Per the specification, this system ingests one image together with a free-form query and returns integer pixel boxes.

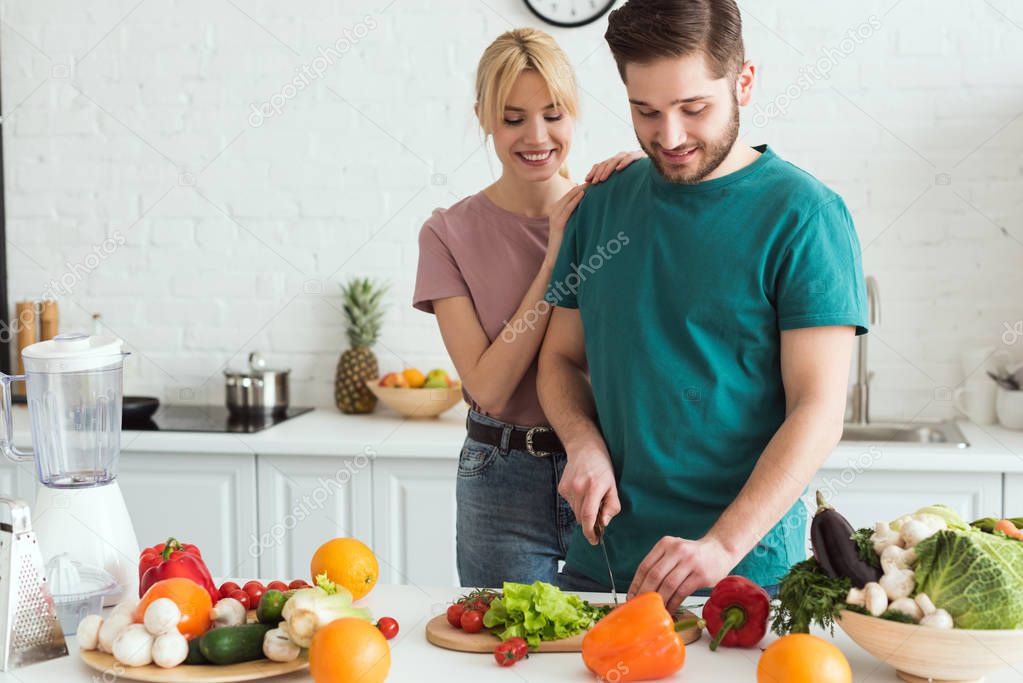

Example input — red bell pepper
[138,538,219,604]
[702,575,770,651]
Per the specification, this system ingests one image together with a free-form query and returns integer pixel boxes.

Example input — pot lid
[224,351,290,377]
[22,333,126,373]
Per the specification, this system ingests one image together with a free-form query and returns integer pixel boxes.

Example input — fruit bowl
[366,380,463,418]
[837,609,1023,682]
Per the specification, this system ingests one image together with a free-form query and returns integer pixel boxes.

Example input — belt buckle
[525,426,553,457]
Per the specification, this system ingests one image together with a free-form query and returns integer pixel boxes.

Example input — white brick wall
[3,0,1023,419]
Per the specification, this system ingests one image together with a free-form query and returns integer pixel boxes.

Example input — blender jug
[0,333,140,604]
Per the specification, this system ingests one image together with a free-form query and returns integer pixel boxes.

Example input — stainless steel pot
[225,351,289,415]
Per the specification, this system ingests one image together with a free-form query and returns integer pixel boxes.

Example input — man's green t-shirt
[548,145,868,589]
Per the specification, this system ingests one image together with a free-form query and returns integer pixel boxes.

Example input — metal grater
[0,497,67,670]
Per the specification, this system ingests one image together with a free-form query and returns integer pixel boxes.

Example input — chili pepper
[581,592,691,682]
[701,575,770,651]
[139,538,219,605]
[138,539,203,581]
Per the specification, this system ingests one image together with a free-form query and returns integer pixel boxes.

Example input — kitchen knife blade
[594,507,618,605]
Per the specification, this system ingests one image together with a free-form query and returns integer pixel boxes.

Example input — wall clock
[523,0,617,28]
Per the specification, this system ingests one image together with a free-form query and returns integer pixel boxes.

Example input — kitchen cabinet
[1005,474,1023,514]
[372,458,459,587]
[256,455,373,580]
[0,460,39,504]
[118,452,258,579]
[810,469,1003,531]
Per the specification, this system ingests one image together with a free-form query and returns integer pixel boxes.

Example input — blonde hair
[475,28,579,179]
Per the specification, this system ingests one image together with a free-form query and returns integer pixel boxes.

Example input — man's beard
[640,95,741,185]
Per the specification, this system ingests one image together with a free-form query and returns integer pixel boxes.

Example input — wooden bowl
[837,609,1023,682]
[366,380,464,418]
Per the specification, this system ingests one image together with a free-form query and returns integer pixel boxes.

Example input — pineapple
[335,277,388,414]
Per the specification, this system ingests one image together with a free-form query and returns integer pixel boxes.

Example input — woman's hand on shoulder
[545,183,587,263]
[585,150,646,185]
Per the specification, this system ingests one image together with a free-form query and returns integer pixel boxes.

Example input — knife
[594,502,618,605]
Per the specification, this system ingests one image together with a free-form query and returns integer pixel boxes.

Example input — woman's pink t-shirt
[413,191,550,427]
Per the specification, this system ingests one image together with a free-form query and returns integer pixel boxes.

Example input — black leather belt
[466,418,564,457]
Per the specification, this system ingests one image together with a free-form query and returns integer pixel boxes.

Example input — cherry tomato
[507,637,528,660]
[218,581,240,600]
[229,589,251,610]
[446,603,465,628]
[460,610,483,634]
[376,617,399,640]
[494,641,519,667]
[266,580,288,592]
[289,579,310,590]
[244,582,265,606]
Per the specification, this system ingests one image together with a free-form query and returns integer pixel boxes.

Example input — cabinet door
[809,470,1003,532]
[373,458,458,587]
[256,456,373,580]
[118,452,258,579]
[1006,474,1023,517]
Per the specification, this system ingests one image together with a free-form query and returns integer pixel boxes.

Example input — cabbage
[914,529,1023,629]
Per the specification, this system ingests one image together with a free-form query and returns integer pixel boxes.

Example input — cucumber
[198,623,273,665]
[257,589,288,624]
[184,636,208,665]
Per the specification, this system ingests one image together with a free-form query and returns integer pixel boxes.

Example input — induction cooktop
[123,405,313,433]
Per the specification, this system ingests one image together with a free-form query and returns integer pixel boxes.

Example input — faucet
[849,276,880,424]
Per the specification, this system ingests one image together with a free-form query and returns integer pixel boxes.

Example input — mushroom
[887,597,923,622]
[263,627,301,662]
[900,519,939,547]
[98,612,134,654]
[880,545,917,573]
[151,630,189,668]
[77,614,103,651]
[871,521,903,555]
[210,597,246,628]
[847,582,888,617]
[915,593,954,629]
[879,567,915,601]
[143,598,181,636]
[111,598,140,617]
[112,624,154,667]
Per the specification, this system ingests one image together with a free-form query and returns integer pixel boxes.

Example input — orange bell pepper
[581,592,690,682]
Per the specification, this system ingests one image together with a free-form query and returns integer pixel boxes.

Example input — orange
[309,618,390,683]
[402,367,426,388]
[310,537,379,601]
[757,634,851,683]
[135,577,212,641]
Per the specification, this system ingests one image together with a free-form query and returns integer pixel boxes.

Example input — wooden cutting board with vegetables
[79,650,309,683]
[425,585,703,654]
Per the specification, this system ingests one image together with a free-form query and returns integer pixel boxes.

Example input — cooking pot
[224,351,290,415]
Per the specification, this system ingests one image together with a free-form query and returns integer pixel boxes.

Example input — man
[538,0,868,614]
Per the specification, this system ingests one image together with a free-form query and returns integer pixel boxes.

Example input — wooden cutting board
[80,650,308,683]
[425,607,702,653]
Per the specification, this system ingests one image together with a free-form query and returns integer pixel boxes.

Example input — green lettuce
[914,528,1023,629]
[481,581,606,648]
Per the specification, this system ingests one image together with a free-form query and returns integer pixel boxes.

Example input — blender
[0,333,140,605]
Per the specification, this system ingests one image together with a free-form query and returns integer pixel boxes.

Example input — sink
[840,421,969,448]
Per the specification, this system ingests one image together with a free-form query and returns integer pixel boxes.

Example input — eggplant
[810,490,882,588]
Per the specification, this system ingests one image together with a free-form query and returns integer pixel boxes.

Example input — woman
[412,27,641,588]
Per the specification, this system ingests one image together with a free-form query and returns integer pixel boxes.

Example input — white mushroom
[112,624,154,667]
[900,519,939,547]
[880,545,917,573]
[880,567,915,601]
[151,630,189,668]
[871,521,903,555]
[847,582,889,617]
[263,628,301,662]
[77,614,103,651]
[210,597,246,628]
[98,612,134,654]
[887,597,923,622]
[143,598,181,636]
[915,593,937,614]
[111,598,140,618]
[921,609,954,629]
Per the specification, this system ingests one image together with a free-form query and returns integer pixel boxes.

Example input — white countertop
[10,404,1023,470]
[4,584,1020,683]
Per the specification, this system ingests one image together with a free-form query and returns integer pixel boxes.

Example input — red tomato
[507,637,528,660]
[229,589,251,610]
[446,603,465,628]
[288,579,310,590]
[267,581,288,592]
[244,583,265,606]
[376,617,399,640]
[494,641,519,667]
[218,581,240,600]
[460,610,483,634]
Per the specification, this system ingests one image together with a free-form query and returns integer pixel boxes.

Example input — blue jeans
[456,410,576,588]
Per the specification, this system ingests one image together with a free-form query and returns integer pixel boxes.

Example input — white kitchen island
[5,405,1023,590]
[2,584,1021,683]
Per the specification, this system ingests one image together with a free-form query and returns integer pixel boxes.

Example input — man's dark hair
[605,0,745,81]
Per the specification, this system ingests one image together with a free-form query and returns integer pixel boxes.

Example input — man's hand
[627,535,740,614]
[558,440,620,545]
